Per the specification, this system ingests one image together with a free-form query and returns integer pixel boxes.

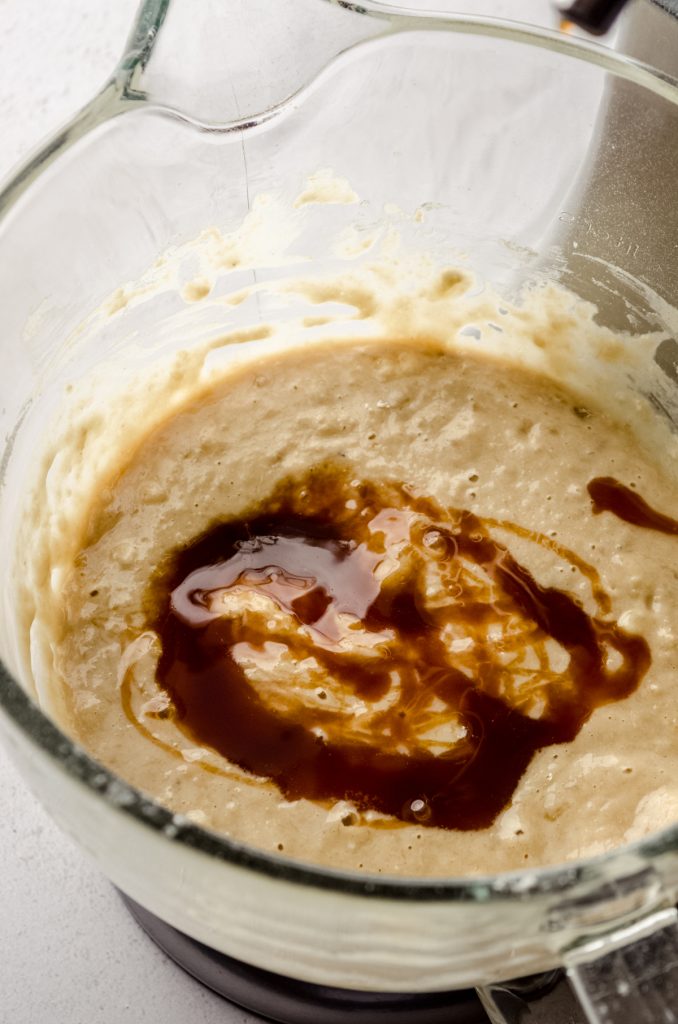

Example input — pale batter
[38,332,678,877]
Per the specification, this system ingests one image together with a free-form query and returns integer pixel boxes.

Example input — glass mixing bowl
[2,2,678,1021]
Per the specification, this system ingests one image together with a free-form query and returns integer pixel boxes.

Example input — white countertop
[0,2,617,1022]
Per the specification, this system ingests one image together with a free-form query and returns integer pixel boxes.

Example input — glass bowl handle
[478,907,678,1023]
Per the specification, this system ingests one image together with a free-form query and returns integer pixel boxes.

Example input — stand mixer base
[119,891,487,1023]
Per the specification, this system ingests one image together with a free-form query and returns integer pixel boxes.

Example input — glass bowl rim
[1,5,678,904]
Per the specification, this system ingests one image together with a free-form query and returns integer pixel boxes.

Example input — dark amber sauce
[588,476,678,535]
[146,467,650,831]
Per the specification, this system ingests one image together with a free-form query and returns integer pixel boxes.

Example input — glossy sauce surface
[146,467,650,831]
[588,476,678,535]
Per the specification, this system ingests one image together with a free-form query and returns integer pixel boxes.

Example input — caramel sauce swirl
[141,468,650,831]
[588,476,678,535]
